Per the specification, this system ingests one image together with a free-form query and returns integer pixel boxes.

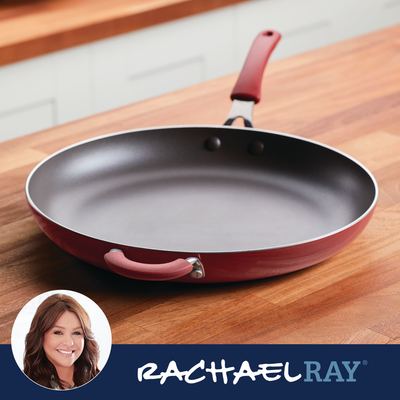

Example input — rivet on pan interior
[205,136,221,151]
[249,140,264,155]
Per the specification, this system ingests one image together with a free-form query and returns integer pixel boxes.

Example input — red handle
[231,30,281,104]
[104,249,204,281]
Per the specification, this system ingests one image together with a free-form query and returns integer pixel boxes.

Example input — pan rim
[25,124,379,254]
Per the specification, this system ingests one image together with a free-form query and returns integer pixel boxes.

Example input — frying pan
[25,30,378,283]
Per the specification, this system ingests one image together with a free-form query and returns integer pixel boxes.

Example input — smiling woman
[22,293,101,390]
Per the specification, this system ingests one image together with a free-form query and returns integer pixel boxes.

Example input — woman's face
[43,311,84,370]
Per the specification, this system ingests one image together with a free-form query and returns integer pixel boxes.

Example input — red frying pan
[25,30,378,283]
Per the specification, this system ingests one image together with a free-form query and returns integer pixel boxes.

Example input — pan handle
[230,30,281,104]
[224,30,280,127]
[104,249,205,281]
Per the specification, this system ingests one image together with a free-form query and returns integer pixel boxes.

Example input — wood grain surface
[1,24,400,345]
[0,0,250,66]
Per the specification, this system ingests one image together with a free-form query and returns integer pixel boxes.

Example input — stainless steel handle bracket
[223,99,254,128]
[187,257,205,279]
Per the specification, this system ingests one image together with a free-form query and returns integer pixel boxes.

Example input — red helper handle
[104,249,205,281]
[231,30,281,104]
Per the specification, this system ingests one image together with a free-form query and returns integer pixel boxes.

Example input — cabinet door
[91,8,234,113]
[0,56,55,141]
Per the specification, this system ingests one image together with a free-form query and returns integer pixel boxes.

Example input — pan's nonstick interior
[27,127,377,253]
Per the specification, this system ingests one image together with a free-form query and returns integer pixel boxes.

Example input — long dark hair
[23,293,100,389]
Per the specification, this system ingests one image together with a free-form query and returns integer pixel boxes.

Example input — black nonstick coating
[27,126,377,253]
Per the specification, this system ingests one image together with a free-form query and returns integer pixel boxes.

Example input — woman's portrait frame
[11,289,112,390]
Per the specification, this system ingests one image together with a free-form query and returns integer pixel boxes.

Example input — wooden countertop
[1,24,400,345]
[0,0,250,67]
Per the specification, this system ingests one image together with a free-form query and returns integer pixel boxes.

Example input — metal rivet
[190,268,204,279]
[205,136,221,151]
[249,140,264,155]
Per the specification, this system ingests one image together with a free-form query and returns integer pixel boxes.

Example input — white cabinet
[1,0,400,142]
[0,46,93,141]
[91,8,234,112]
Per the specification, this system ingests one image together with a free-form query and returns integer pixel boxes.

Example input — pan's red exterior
[27,202,376,283]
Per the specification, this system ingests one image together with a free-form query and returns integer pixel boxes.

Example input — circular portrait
[11,290,112,390]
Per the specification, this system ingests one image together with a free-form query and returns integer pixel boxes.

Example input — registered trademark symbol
[362,360,368,365]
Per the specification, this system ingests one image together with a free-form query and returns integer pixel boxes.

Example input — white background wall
[1,0,400,142]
